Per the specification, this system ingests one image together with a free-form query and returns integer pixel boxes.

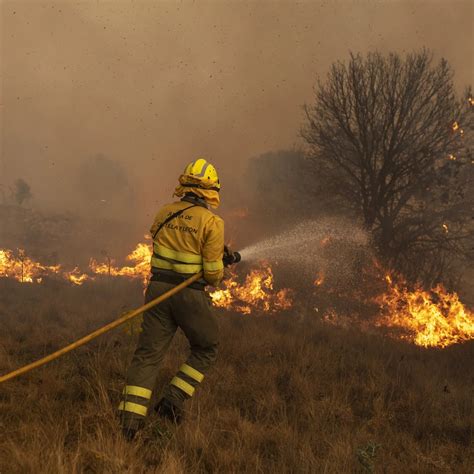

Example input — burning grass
[376,276,474,348]
[0,242,151,286]
[0,280,472,472]
[1,242,474,350]
[209,264,293,314]
[0,249,61,284]
[89,242,152,286]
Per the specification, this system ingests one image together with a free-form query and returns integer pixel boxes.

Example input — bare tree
[302,50,473,284]
[13,178,33,206]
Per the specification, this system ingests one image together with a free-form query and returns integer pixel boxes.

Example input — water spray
[234,218,372,293]
[239,218,369,263]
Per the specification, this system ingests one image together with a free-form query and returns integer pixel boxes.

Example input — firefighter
[119,158,228,440]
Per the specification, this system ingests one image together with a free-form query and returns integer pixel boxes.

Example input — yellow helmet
[182,158,220,191]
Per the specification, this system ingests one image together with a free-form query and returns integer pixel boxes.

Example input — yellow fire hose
[0,272,203,384]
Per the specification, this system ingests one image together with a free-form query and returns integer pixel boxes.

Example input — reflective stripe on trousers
[118,385,152,418]
[169,363,206,397]
[121,280,218,429]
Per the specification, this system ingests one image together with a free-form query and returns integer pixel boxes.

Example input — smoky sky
[1,0,472,224]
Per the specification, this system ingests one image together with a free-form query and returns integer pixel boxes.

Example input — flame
[64,267,90,286]
[468,97,474,106]
[0,249,60,283]
[375,276,474,348]
[314,272,325,287]
[442,223,449,233]
[448,154,457,161]
[320,236,331,247]
[2,243,472,350]
[209,264,293,314]
[452,121,464,136]
[0,241,152,286]
[89,242,152,285]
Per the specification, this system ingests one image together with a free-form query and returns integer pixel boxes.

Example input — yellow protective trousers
[119,280,218,430]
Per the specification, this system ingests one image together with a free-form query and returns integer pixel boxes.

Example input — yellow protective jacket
[150,199,224,286]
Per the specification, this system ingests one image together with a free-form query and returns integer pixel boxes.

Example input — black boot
[120,417,144,442]
[155,398,183,424]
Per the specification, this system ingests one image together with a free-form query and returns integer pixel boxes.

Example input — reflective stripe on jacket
[150,200,224,285]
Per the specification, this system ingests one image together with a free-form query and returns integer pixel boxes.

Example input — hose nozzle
[231,251,241,264]
[223,246,242,267]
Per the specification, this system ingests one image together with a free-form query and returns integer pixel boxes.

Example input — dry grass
[0,279,473,473]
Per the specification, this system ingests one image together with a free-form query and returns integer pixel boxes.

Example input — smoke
[75,154,136,220]
[1,0,472,229]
